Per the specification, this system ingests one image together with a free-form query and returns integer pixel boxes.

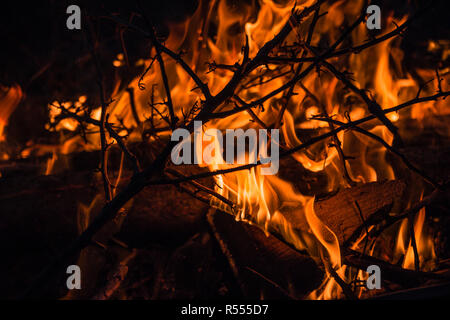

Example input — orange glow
[0,84,22,142]
[24,0,447,299]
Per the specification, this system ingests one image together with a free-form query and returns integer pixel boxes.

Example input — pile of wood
[2,148,449,300]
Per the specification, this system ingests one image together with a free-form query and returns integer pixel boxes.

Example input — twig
[126,87,141,127]
[368,187,446,240]
[209,9,388,121]
[148,29,177,130]
[312,117,440,189]
[150,91,450,186]
[106,14,212,100]
[55,109,140,174]
[343,248,447,287]
[299,82,356,186]
[319,59,401,144]
[86,16,112,202]
[327,264,357,300]
[274,4,324,129]
[165,168,236,211]
[408,213,421,272]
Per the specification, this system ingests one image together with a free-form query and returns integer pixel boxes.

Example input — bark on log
[0,166,407,299]
[207,209,324,299]
[279,180,406,245]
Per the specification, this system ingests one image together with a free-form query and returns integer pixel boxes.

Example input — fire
[0,84,22,143]
[2,0,446,299]
[395,197,436,272]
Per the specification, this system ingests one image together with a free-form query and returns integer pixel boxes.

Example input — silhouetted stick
[86,16,112,202]
[54,108,140,174]
[327,264,357,300]
[211,9,367,120]
[126,87,141,127]
[274,4,324,129]
[299,82,356,186]
[312,117,440,189]
[343,249,447,287]
[319,59,401,144]
[408,213,421,272]
[165,168,236,210]
[148,29,177,129]
[150,91,449,185]
[368,187,446,240]
[267,4,432,65]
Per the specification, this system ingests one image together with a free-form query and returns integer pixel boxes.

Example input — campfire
[1,0,449,300]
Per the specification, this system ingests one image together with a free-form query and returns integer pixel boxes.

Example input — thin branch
[319,59,401,143]
[86,16,112,202]
[105,15,212,100]
[55,109,140,174]
[165,168,236,211]
[327,264,357,300]
[299,82,356,186]
[274,4,324,129]
[210,9,387,121]
[367,188,444,240]
[149,32,178,130]
[126,87,141,127]
[312,117,440,189]
[150,91,450,185]
[408,213,421,272]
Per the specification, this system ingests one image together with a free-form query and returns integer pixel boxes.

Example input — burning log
[0,163,418,299]
[206,180,414,298]
[343,249,448,288]
[207,209,323,299]
[279,180,406,246]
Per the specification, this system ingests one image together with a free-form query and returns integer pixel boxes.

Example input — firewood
[0,162,415,300]
[343,248,448,288]
[279,180,406,245]
[207,208,324,299]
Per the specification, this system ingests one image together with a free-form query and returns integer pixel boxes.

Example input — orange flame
[35,0,447,299]
[0,84,22,143]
